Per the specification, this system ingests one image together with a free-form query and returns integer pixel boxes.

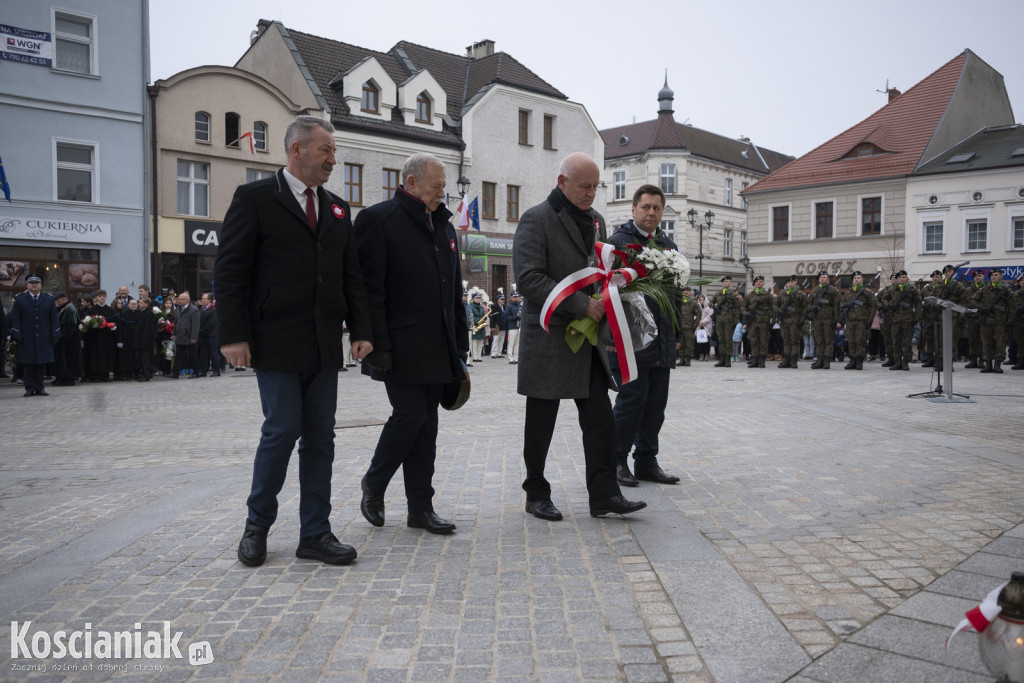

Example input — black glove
[365,350,393,372]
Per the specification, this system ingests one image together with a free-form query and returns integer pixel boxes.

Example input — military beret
[852,270,862,276]
[26,273,42,283]
[818,270,828,276]
[897,270,907,277]
[990,268,1004,276]
[787,274,798,281]
[681,285,692,291]
[930,270,941,277]
[973,269,985,277]
[889,273,898,280]
[753,275,764,282]
[942,264,955,272]
[721,275,732,282]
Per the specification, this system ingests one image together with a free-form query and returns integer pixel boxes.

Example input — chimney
[466,39,495,59]
[888,87,902,103]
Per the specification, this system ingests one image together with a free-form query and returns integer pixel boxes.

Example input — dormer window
[843,142,885,159]
[361,81,379,114]
[416,92,432,123]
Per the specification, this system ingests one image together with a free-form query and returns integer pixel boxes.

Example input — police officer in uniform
[8,274,60,396]
[807,270,840,369]
[975,267,1011,373]
[839,271,876,370]
[775,275,806,368]
[886,270,922,371]
[677,285,701,366]
[742,275,775,368]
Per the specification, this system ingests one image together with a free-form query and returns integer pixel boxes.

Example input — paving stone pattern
[1,358,1022,681]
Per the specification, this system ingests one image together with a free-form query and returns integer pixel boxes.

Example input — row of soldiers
[680,265,1022,372]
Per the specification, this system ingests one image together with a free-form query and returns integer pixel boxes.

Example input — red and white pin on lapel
[450,239,456,252]
[332,204,345,219]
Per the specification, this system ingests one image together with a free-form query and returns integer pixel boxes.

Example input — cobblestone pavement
[1,356,1022,682]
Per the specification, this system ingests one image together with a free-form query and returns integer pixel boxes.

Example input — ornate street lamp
[457,175,471,198]
[739,254,752,293]
[686,208,714,285]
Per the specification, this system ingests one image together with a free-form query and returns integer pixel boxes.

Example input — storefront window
[0,246,100,308]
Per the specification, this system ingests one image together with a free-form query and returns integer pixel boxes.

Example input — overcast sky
[150,0,1022,159]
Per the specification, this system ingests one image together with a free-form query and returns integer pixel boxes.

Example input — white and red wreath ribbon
[945,581,1007,650]
[540,241,642,384]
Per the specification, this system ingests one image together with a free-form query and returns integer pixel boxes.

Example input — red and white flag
[237,132,256,156]
[456,197,470,230]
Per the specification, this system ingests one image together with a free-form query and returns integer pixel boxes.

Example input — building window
[53,11,94,75]
[245,168,274,184]
[176,160,209,216]
[923,222,944,253]
[56,142,95,203]
[344,163,363,206]
[225,112,240,147]
[861,196,882,235]
[1014,217,1024,250]
[195,112,210,143]
[416,92,431,123]
[613,171,626,201]
[507,185,520,221]
[253,121,268,151]
[361,82,379,114]
[966,220,988,251]
[740,230,748,258]
[815,201,834,238]
[518,110,530,145]
[482,182,496,219]
[725,178,733,207]
[741,181,749,210]
[543,115,554,150]
[723,229,733,258]
[659,163,676,194]
[772,205,789,241]
[382,168,399,201]
[660,220,676,242]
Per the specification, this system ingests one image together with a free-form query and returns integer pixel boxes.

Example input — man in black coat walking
[356,152,469,535]
[216,115,373,567]
[8,274,60,396]
[607,185,683,487]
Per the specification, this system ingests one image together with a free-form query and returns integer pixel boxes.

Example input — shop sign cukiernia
[0,216,112,245]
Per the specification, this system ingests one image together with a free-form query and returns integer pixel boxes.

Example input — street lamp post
[457,175,471,198]
[739,254,752,293]
[686,208,715,287]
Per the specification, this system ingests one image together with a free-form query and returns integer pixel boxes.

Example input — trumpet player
[470,290,488,362]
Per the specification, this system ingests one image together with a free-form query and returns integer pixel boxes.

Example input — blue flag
[468,197,480,231]
[0,154,10,203]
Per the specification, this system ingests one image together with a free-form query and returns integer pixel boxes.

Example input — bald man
[513,152,646,522]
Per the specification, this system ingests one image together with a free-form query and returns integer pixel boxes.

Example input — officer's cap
[26,273,42,283]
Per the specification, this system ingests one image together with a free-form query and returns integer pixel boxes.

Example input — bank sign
[0,216,112,245]
[0,24,53,67]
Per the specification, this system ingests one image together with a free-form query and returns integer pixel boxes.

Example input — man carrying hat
[8,274,60,396]
[775,275,806,368]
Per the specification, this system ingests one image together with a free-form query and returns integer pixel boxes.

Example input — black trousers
[522,349,620,504]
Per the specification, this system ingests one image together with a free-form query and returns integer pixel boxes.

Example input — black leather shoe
[237,519,269,567]
[23,390,34,397]
[590,495,647,517]
[36,390,50,396]
[296,531,357,565]
[360,475,385,527]
[635,465,680,484]
[525,499,563,521]
[616,464,638,487]
[407,511,456,535]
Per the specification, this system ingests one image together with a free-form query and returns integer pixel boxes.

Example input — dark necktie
[304,188,317,232]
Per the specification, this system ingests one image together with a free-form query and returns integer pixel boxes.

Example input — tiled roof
[913,124,1024,175]
[744,51,970,195]
[265,22,567,148]
[600,113,794,175]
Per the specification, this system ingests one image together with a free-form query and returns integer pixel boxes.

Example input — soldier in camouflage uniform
[884,270,921,371]
[742,275,776,368]
[931,264,964,371]
[919,270,942,367]
[677,285,702,366]
[1012,275,1024,370]
[775,275,806,368]
[878,273,898,366]
[711,275,741,368]
[807,270,840,369]
[839,270,877,370]
[964,269,987,368]
[975,267,1011,373]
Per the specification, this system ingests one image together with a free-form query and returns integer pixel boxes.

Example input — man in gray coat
[513,152,646,521]
[172,291,201,377]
